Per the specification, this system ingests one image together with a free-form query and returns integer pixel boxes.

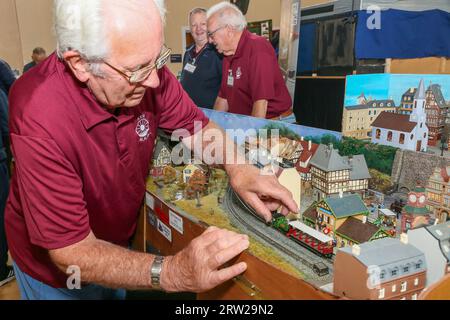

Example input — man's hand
[160,227,249,293]
[227,164,299,223]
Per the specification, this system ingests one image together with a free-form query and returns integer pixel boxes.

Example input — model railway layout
[224,187,334,277]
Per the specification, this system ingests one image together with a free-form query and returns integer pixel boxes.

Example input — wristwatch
[150,255,165,290]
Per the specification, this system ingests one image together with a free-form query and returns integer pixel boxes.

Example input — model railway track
[225,187,334,272]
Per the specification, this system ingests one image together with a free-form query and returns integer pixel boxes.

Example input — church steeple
[410,79,426,123]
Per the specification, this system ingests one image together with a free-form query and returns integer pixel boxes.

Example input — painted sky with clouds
[345,74,450,108]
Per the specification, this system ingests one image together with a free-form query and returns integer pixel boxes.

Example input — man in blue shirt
[0,59,16,97]
[181,8,222,109]
[0,89,14,287]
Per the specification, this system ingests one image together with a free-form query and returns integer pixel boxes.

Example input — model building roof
[414,79,426,100]
[339,238,426,282]
[336,217,383,243]
[428,84,448,109]
[402,87,417,99]
[153,140,171,159]
[278,138,303,159]
[303,205,318,221]
[324,194,369,218]
[379,208,397,217]
[403,205,430,216]
[345,100,396,111]
[371,111,417,133]
[295,141,319,173]
[346,155,371,180]
[298,140,319,162]
[425,222,450,262]
[310,144,351,172]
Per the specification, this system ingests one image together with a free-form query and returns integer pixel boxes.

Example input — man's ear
[63,51,91,83]
[226,25,233,38]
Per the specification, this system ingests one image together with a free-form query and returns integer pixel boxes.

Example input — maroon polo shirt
[5,53,209,288]
[218,30,292,119]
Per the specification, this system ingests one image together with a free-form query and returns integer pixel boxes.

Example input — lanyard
[190,45,208,66]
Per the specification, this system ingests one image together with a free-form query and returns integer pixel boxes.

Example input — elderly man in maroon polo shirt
[4,0,297,300]
[208,2,293,120]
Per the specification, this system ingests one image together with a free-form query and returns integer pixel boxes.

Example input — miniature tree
[186,170,208,205]
[163,166,177,185]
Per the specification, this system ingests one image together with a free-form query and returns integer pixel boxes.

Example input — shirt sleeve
[157,67,209,135]
[0,60,16,97]
[10,133,91,250]
[0,90,8,138]
[249,52,276,103]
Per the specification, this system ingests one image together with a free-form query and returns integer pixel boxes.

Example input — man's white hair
[54,0,166,70]
[206,1,247,31]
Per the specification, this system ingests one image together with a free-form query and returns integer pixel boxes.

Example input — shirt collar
[55,55,115,131]
[232,29,250,59]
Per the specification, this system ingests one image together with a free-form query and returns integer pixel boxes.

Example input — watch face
[419,195,426,204]
[409,194,417,203]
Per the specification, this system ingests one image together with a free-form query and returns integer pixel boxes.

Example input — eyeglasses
[207,25,227,39]
[103,45,172,84]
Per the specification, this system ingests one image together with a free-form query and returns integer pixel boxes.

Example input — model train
[233,190,334,259]
[271,214,334,259]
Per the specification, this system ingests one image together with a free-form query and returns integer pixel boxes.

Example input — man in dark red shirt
[207,2,293,120]
[5,0,297,299]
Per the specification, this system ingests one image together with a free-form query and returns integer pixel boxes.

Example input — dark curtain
[293,78,346,132]
[316,18,356,75]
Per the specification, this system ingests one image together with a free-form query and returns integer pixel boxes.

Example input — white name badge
[227,75,234,87]
[184,63,197,73]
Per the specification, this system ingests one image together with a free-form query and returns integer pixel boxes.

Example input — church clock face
[409,194,417,204]
[419,195,426,204]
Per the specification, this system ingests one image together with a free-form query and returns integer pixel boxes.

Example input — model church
[371,79,429,152]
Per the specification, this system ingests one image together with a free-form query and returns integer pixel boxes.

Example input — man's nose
[140,70,160,89]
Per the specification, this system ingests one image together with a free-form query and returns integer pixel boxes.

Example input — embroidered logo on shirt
[236,67,242,80]
[136,114,150,142]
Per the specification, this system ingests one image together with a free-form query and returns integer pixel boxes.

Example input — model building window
[392,284,397,292]
[380,270,386,280]
[376,129,381,139]
[401,281,407,292]
[411,134,414,140]
[403,264,410,273]
[412,294,418,300]
[415,260,423,269]
[414,278,419,286]
[399,134,405,145]
[378,288,385,299]
[391,267,398,277]
[387,131,393,142]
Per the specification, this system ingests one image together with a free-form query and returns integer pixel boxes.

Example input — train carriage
[287,221,334,258]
